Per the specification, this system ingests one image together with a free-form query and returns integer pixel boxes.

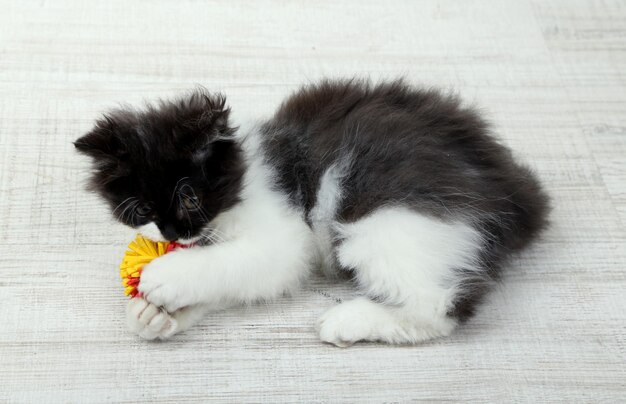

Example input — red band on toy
[166,241,195,253]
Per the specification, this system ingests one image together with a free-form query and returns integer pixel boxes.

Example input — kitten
[75,79,549,346]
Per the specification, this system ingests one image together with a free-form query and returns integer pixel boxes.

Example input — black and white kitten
[75,79,549,346]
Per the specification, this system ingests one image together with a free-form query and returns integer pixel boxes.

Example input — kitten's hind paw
[126,297,178,340]
[316,298,380,347]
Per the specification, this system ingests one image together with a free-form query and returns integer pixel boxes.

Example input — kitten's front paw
[126,298,178,340]
[137,253,193,312]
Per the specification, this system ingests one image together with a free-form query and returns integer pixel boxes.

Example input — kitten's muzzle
[158,223,179,242]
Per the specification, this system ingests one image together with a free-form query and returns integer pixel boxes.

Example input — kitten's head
[75,89,245,243]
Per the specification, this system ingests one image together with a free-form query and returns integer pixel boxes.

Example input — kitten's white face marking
[137,222,206,244]
[177,233,203,245]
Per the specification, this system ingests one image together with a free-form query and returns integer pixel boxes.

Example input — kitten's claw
[126,297,178,340]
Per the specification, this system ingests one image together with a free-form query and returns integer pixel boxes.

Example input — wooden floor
[1,0,625,402]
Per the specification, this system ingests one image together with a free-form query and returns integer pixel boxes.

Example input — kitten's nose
[158,223,178,241]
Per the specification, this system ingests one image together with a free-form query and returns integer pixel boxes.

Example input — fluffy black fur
[76,79,549,322]
[260,79,550,319]
[75,91,245,241]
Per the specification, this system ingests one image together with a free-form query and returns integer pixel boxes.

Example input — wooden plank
[1,0,625,402]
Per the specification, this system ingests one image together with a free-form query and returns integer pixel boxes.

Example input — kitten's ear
[74,113,133,160]
[176,90,235,148]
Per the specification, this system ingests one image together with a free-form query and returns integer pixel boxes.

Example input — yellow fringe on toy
[119,235,171,298]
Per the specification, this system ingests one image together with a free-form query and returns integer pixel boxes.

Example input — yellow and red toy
[119,235,189,298]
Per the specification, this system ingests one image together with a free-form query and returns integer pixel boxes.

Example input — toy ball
[119,235,189,298]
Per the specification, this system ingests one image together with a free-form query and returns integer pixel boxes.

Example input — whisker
[180,203,193,226]
[116,198,139,222]
[120,200,140,223]
[112,197,137,216]
[205,228,226,244]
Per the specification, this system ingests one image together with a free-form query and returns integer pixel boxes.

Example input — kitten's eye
[182,195,199,210]
[135,203,152,217]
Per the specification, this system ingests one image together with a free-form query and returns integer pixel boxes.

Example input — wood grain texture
[1,0,625,402]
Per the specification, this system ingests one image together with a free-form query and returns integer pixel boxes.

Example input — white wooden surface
[1,0,625,402]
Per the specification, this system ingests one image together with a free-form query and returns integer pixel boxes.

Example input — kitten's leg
[126,298,209,340]
[138,212,315,313]
[316,206,484,347]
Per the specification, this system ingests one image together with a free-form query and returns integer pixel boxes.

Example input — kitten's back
[261,78,549,255]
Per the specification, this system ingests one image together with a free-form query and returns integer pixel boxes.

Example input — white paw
[137,253,193,312]
[126,297,178,340]
[316,298,383,348]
